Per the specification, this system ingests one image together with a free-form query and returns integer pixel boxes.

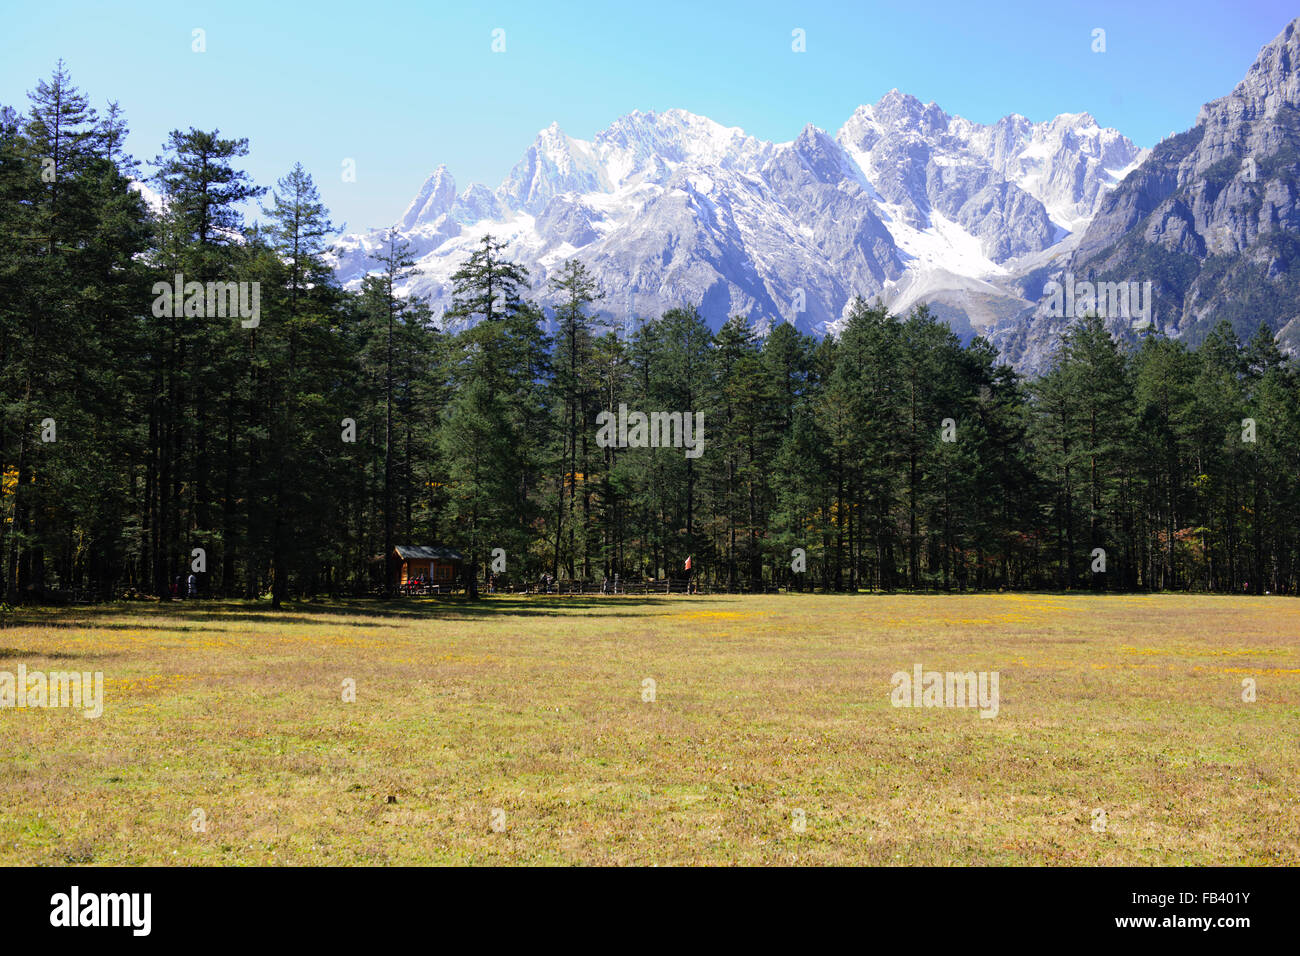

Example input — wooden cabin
[392,545,464,589]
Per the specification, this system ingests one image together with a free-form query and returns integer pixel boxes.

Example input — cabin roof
[393,545,465,561]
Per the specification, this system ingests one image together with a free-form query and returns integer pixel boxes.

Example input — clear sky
[1,1,1294,233]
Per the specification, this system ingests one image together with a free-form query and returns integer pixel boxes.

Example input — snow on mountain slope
[330,93,1145,341]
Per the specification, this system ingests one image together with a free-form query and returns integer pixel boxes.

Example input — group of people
[170,572,198,599]
[404,572,435,593]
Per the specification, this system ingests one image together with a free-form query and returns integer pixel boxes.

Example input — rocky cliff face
[1002,18,1300,371]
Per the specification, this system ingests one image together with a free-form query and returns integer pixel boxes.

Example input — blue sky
[1,1,1294,232]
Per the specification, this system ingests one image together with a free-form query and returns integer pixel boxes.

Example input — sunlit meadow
[1,593,1297,865]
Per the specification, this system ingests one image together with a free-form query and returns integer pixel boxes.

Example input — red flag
[684,556,692,571]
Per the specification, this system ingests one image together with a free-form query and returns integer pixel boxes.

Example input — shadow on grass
[4,594,695,627]
[1,620,224,632]
[234,595,687,621]
[0,646,123,661]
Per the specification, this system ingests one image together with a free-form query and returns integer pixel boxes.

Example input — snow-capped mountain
[331,92,1145,343]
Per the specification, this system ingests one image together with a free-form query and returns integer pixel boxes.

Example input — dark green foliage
[4,66,1300,600]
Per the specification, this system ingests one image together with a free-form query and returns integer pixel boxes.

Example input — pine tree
[547,259,600,578]
[440,236,545,598]
[261,163,340,607]
[362,228,421,596]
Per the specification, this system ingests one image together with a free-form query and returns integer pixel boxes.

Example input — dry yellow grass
[1,592,1297,865]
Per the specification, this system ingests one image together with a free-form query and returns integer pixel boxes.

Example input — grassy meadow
[1,592,1297,865]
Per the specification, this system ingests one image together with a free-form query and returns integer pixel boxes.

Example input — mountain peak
[866,89,949,133]
[343,91,1144,353]
[1210,16,1300,121]
[1019,16,1300,373]
[877,88,920,108]
[1057,110,1097,126]
[795,121,829,142]
[497,121,608,213]
[398,163,458,230]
